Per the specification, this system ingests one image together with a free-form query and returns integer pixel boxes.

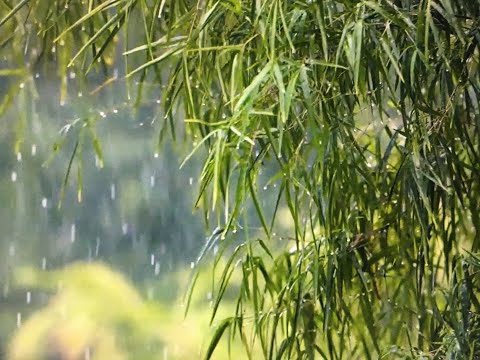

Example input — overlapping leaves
[1,0,479,358]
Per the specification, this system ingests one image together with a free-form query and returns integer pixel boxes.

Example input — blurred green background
[0,70,217,359]
[0,59,283,360]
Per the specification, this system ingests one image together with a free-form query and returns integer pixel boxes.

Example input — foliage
[1,0,480,359]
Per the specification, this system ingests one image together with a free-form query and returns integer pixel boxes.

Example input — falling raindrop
[16,313,21,328]
[113,108,118,114]
[190,262,195,269]
[26,291,31,304]
[11,171,17,182]
[85,348,91,360]
[150,176,155,187]
[31,144,37,156]
[71,223,76,243]
[16,152,22,162]
[69,72,76,79]
[189,177,193,186]
[154,152,159,158]
[41,198,48,208]
[41,257,47,270]
[150,254,155,266]
[122,223,128,235]
[19,83,24,89]
[110,183,116,200]
[78,92,83,97]
[154,262,160,275]
[95,237,100,257]
[159,243,166,255]
[9,244,15,257]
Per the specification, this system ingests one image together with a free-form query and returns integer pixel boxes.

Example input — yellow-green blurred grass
[7,261,253,360]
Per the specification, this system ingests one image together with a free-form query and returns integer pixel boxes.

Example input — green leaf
[204,317,235,360]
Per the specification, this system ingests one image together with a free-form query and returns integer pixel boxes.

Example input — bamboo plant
[1,0,479,358]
